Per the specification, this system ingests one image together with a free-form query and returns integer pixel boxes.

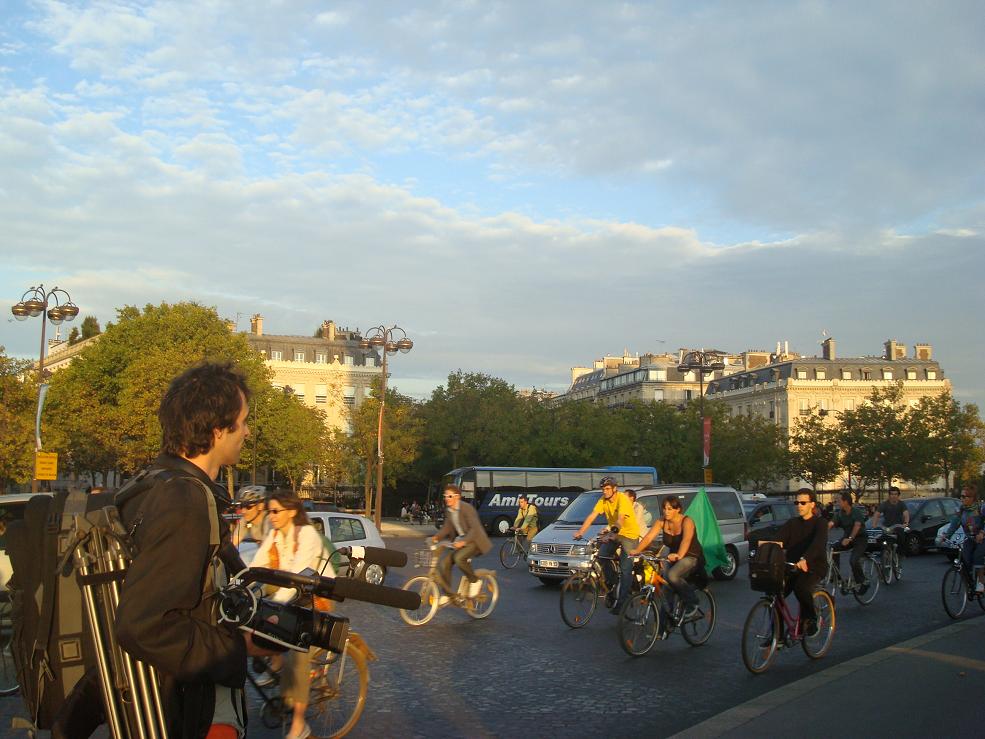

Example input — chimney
[884,339,903,360]
[913,343,933,360]
[250,314,263,336]
[321,320,336,341]
[821,337,836,360]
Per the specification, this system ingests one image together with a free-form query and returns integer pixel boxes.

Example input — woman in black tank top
[633,495,704,614]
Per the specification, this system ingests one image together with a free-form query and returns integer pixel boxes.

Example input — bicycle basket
[414,550,435,568]
[749,542,785,593]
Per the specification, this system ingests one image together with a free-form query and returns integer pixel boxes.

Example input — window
[292,384,305,400]
[493,471,525,491]
[366,356,376,367]
[815,369,826,380]
[844,398,855,411]
[270,350,283,361]
[942,498,961,516]
[310,518,325,536]
[343,354,354,366]
[882,369,893,380]
[328,517,366,543]
[315,384,327,403]
[926,369,937,380]
[683,371,696,382]
[751,506,774,524]
[796,368,808,380]
[527,472,560,492]
[653,388,664,401]
[841,369,852,380]
[862,370,872,380]
[906,369,917,380]
[315,352,327,364]
[343,386,355,406]
[294,350,306,362]
[799,399,810,416]
[648,368,667,381]
[684,389,693,401]
[819,399,830,412]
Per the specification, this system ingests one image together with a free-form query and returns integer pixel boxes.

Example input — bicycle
[0,592,17,697]
[500,527,530,569]
[869,527,905,585]
[741,562,836,674]
[941,556,985,619]
[559,534,627,628]
[617,551,716,657]
[399,543,499,625]
[820,543,880,605]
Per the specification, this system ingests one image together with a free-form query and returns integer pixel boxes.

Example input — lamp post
[677,349,726,475]
[11,284,80,493]
[450,434,461,470]
[359,324,413,528]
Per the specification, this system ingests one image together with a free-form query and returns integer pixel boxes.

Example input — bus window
[492,470,525,491]
[527,471,560,492]
[475,470,492,496]
[460,469,476,499]
[592,472,622,488]
[623,472,654,487]
[559,472,592,492]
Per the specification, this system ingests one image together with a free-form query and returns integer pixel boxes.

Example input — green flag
[685,488,728,574]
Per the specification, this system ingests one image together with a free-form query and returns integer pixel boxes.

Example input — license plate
[540,560,559,568]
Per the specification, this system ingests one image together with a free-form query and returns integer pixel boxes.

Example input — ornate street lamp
[677,349,726,475]
[359,324,413,528]
[11,284,80,493]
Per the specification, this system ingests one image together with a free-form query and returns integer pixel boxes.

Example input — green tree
[0,348,36,491]
[80,315,101,339]
[789,411,841,491]
[910,391,985,494]
[67,327,80,346]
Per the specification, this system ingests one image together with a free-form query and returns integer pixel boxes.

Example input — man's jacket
[435,500,492,554]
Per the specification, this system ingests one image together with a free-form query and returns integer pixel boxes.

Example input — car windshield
[555,491,605,525]
[904,499,925,513]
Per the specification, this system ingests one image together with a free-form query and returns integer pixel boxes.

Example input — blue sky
[1,1,983,407]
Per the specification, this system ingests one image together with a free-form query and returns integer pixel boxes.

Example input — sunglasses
[795,501,813,506]
[267,507,288,515]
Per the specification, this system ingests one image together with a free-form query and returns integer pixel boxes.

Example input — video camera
[217,548,418,653]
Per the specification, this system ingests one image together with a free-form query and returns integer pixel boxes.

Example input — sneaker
[682,604,700,621]
[467,579,482,598]
[802,618,820,638]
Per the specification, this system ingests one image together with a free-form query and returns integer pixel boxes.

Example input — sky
[1,1,983,407]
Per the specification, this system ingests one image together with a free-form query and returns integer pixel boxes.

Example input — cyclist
[775,488,829,636]
[573,476,640,614]
[512,494,539,543]
[828,490,869,594]
[630,496,703,619]
[231,485,270,549]
[431,484,492,600]
[941,483,985,593]
[873,485,909,561]
[626,490,651,539]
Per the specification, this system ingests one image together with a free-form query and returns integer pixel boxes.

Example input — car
[898,496,962,555]
[239,511,388,584]
[527,484,748,584]
[745,499,798,553]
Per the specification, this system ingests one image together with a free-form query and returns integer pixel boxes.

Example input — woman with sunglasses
[250,493,333,739]
[941,483,985,593]
[773,488,829,636]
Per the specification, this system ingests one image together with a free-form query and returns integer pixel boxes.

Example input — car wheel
[364,564,386,585]
[493,517,512,537]
[713,545,739,581]
[905,532,922,556]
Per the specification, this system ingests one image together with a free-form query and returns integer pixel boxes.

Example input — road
[1,540,976,738]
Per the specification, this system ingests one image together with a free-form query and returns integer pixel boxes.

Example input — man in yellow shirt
[573,476,640,614]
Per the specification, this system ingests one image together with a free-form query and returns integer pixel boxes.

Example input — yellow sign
[35,451,58,481]
[703,467,713,484]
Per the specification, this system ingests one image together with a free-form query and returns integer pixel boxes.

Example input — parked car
[527,484,748,585]
[899,496,962,555]
[745,499,797,553]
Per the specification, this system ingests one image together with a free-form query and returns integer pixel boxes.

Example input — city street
[1,538,980,738]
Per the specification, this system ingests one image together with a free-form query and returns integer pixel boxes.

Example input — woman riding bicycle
[631,496,703,619]
[942,482,985,594]
[250,492,334,739]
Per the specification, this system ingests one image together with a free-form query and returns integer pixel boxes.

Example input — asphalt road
[2,540,977,738]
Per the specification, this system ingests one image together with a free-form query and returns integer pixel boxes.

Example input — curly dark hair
[159,361,251,458]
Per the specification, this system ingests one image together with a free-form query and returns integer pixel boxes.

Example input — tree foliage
[789,411,841,491]
[0,348,36,491]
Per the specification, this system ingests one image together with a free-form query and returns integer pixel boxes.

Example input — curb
[669,616,983,738]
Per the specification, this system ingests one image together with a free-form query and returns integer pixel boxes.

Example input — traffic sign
[35,451,58,480]
[703,467,713,484]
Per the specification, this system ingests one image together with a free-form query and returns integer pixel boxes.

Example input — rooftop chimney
[321,320,336,341]
[913,343,933,360]
[884,339,905,360]
[821,337,836,360]
[250,314,263,336]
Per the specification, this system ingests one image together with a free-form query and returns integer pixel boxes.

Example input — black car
[899,496,962,555]
[745,499,798,553]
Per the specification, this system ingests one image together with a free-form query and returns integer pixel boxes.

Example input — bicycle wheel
[853,558,880,605]
[879,548,893,585]
[500,539,523,569]
[941,568,968,619]
[0,597,18,696]
[560,574,598,628]
[617,593,660,657]
[741,598,779,674]
[802,589,836,659]
[306,642,369,739]
[465,573,499,619]
[681,588,716,647]
[399,577,440,626]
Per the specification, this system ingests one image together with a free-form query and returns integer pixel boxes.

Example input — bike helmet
[599,475,618,488]
[235,485,267,507]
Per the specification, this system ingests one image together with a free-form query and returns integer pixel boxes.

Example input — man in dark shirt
[829,491,869,593]
[776,488,829,636]
[874,486,910,558]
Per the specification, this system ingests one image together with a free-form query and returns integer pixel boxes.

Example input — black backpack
[748,541,786,593]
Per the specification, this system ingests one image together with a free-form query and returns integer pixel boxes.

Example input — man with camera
[115,361,270,738]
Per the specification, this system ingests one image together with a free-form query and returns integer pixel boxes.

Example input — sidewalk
[379,517,434,538]
[673,615,985,738]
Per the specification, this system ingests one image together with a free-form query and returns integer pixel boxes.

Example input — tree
[80,315,101,339]
[0,348,36,491]
[789,411,841,491]
[67,327,80,345]
[910,391,985,494]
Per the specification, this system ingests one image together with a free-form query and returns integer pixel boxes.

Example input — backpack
[748,541,786,593]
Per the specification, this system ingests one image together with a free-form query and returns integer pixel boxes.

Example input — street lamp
[359,324,413,528]
[677,349,726,474]
[11,284,80,493]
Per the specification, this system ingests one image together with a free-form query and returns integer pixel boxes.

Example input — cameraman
[250,492,333,739]
[115,361,270,738]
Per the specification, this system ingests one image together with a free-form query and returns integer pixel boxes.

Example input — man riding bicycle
[513,494,539,543]
[573,476,640,614]
[829,491,869,594]
[872,485,909,559]
[776,488,829,636]
[432,484,492,600]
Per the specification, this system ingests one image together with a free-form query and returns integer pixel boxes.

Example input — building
[243,315,380,434]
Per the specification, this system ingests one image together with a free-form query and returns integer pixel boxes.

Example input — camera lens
[309,612,350,653]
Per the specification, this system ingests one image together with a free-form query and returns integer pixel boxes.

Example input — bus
[439,466,659,535]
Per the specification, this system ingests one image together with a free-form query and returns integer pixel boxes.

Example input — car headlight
[569,545,588,556]
[576,560,593,568]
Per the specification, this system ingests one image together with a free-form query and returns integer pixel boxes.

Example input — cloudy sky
[2,1,983,407]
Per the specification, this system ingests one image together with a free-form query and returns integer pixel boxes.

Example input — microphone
[240,567,421,610]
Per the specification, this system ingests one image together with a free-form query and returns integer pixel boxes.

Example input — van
[527,484,747,584]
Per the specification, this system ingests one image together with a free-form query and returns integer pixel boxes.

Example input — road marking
[669,616,984,738]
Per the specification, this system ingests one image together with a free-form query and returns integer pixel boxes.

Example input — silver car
[528,485,748,584]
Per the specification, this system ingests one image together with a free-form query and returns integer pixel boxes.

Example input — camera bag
[748,541,786,593]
